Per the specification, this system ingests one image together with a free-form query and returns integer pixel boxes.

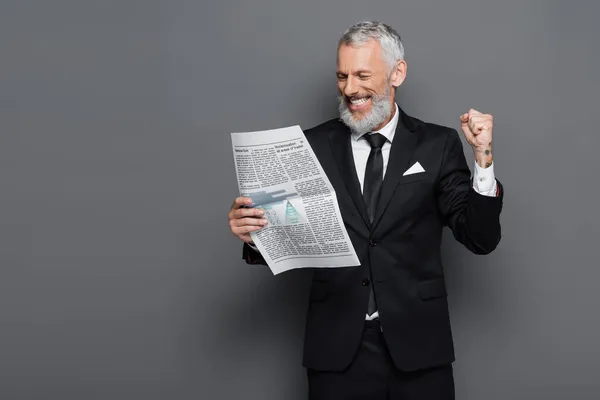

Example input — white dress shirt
[250,103,498,320]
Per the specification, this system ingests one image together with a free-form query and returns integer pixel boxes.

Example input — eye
[358,75,370,80]
[337,74,347,81]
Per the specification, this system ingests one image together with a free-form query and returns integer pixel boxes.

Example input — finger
[468,114,492,122]
[231,207,264,220]
[233,225,264,236]
[469,122,491,135]
[230,217,268,228]
[240,234,256,244]
[231,196,253,210]
[461,112,471,128]
[468,116,493,129]
[468,116,490,129]
[240,235,251,243]
[461,127,475,143]
[468,124,484,136]
[468,108,483,116]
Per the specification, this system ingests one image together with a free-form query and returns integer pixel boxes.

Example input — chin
[348,107,373,120]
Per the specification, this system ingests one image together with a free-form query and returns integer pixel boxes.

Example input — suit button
[369,240,377,247]
[362,278,370,286]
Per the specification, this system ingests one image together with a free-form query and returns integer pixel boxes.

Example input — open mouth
[347,96,372,111]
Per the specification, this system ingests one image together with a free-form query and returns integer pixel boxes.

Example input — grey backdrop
[1,1,599,399]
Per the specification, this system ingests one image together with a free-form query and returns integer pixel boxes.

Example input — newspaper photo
[231,125,360,275]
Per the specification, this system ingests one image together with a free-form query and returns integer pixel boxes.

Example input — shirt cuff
[472,161,498,197]
[248,242,260,252]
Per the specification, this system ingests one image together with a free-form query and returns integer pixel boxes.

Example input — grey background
[1,0,598,399]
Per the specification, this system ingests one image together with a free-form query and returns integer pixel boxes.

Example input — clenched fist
[460,109,493,168]
[228,196,268,244]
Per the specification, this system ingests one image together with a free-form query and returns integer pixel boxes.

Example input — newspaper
[231,125,360,275]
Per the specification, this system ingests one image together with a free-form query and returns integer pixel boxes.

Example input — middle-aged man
[228,21,503,400]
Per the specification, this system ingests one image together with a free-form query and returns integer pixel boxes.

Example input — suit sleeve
[242,242,268,265]
[436,129,503,254]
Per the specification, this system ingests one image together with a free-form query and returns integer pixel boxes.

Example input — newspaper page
[231,125,360,275]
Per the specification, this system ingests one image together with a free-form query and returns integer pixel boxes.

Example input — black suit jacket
[243,107,503,372]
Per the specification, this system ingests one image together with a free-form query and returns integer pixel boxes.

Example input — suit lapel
[327,125,371,228]
[371,108,420,230]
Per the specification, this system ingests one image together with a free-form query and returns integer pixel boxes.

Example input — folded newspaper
[231,125,360,275]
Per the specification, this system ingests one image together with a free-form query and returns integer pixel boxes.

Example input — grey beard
[338,90,393,136]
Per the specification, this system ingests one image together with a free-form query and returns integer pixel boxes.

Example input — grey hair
[338,21,405,70]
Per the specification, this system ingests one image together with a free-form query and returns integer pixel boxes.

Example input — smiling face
[336,38,406,134]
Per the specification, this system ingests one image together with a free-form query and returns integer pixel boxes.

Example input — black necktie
[363,133,387,223]
[362,132,387,316]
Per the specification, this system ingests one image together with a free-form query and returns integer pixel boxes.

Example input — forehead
[337,39,387,72]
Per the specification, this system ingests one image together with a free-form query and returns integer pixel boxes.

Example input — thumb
[460,116,471,134]
[460,120,474,142]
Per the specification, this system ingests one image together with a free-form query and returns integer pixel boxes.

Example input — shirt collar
[351,102,400,143]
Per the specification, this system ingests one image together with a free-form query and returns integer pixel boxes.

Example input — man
[228,21,503,400]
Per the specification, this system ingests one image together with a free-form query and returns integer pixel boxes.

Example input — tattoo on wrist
[486,162,492,168]
[485,149,490,155]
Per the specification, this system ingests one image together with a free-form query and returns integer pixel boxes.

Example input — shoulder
[411,113,455,135]
[302,117,346,145]
[405,112,458,144]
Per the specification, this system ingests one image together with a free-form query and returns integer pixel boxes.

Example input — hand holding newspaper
[231,125,360,275]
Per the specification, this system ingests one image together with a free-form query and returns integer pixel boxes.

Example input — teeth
[351,97,368,105]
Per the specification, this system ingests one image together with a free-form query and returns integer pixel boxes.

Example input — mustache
[344,94,371,100]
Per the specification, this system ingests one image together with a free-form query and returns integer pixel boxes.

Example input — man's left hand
[460,109,493,168]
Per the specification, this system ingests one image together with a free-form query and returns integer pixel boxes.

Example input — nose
[343,76,358,97]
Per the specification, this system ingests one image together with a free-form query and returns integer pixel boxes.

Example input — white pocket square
[403,162,425,176]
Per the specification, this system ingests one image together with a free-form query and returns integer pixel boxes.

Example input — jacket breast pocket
[398,172,430,185]
[417,279,447,300]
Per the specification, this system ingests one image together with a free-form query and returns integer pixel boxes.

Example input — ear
[390,60,407,88]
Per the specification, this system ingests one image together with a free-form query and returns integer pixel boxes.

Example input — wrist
[473,147,493,168]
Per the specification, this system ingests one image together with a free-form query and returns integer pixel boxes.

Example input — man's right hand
[228,197,268,244]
